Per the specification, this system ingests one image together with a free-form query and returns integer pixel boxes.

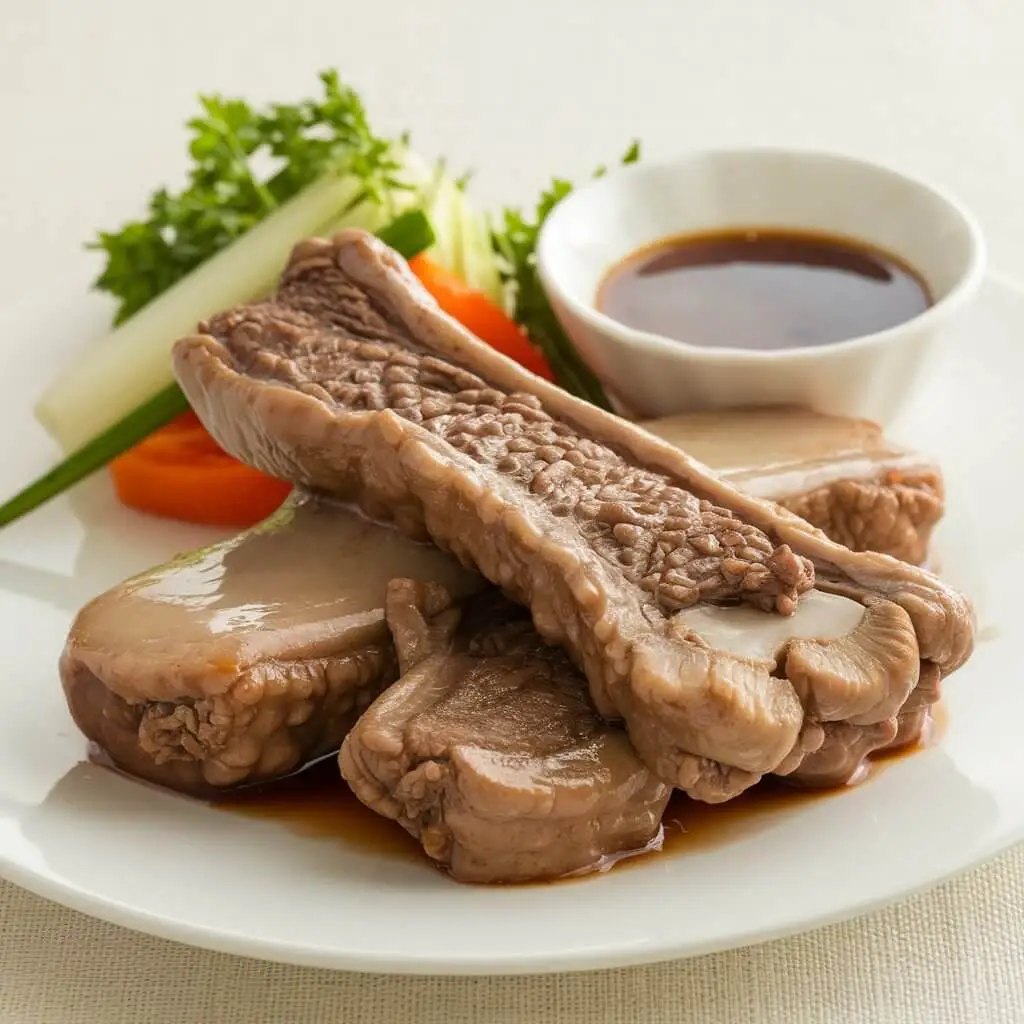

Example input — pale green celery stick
[438,181,503,305]
[423,173,462,279]
[406,160,503,303]
[457,194,503,305]
[36,173,410,454]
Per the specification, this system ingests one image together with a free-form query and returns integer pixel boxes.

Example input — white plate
[1,276,1022,975]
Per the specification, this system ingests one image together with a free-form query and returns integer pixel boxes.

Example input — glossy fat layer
[674,591,865,663]
[66,494,480,702]
[641,407,931,498]
[60,496,481,792]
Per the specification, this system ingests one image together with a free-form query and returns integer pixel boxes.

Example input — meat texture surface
[643,408,944,565]
[61,493,479,795]
[786,661,942,787]
[174,229,974,801]
[340,579,671,883]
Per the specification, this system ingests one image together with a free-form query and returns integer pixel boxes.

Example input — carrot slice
[109,411,292,527]
[408,254,555,380]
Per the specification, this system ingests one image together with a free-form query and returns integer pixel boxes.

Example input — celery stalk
[457,196,503,305]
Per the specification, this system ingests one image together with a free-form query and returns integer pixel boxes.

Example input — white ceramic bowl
[536,148,986,423]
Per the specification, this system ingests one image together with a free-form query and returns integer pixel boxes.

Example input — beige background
[3,0,1024,1020]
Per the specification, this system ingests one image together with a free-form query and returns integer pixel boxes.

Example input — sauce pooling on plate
[213,703,944,882]
[597,228,931,350]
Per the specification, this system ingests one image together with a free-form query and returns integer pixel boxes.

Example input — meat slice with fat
[174,229,974,801]
[61,492,479,796]
[340,579,671,883]
[59,436,928,798]
[642,407,944,565]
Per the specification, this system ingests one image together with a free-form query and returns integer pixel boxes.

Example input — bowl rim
[536,145,988,364]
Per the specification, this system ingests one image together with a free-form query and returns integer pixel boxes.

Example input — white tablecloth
[3,1,1024,1020]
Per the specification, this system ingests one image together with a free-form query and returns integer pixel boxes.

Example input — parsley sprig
[90,70,413,325]
[492,143,640,410]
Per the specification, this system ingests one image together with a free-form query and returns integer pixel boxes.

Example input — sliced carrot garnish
[109,412,292,527]
[408,254,555,381]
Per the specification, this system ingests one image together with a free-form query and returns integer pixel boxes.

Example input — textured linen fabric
[1,845,1022,1024]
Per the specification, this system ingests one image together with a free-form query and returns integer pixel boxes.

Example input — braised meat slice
[174,229,973,801]
[340,580,671,883]
[643,407,944,565]
[61,493,479,796]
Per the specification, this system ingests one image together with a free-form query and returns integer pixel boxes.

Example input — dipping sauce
[597,228,931,350]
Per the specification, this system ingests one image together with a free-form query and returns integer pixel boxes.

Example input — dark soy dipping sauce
[597,228,932,350]
[217,704,945,882]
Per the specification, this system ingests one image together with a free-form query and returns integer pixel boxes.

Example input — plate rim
[3,813,1023,975]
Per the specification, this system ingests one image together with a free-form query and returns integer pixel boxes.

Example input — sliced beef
[643,407,944,565]
[61,493,479,796]
[174,229,973,801]
[340,579,671,883]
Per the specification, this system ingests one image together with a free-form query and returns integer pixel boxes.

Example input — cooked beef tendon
[61,493,479,796]
[341,580,671,883]
[644,408,943,566]
[174,229,973,800]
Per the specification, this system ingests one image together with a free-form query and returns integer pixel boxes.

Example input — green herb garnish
[492,143,641,410]
[90,70,413,325]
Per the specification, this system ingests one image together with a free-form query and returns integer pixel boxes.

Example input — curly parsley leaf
[89,70,413,325]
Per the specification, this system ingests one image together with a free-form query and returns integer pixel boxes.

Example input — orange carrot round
[408,254,555,381]
[109,412,292,527]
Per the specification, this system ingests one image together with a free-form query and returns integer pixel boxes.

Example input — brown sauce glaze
[598,227,931,350]
[212,704,946,879]
[660,702,947,855]
[218,757,421,859]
